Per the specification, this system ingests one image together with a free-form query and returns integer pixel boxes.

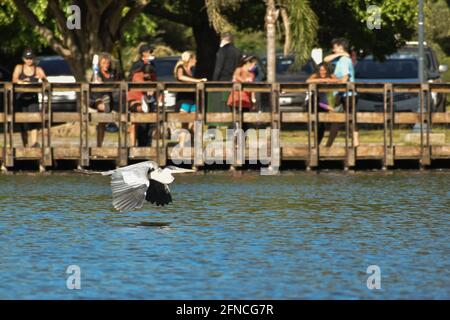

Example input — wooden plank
[15,147,42,159]
[354,85,385,93]
[90,147,118,158]
[205,88,233,93]
[52,112,79,123]
[319,146,346,158]
[356,145,384,158]
[15,112,42,123]
[243,112,272,123]
[431,146,450,158]
[318,113,346,123]
[128,83,157,91]
[281,112,308,123]
[90,113,119,123]
[130,113,157,123]
[167,147,194,162]
[241,84,272,93]
[356,112,384,124]
[395,146,421,158]
[167,113,196,122]
[392,84,421,93]
[50,84,81,93]
[129,147,158,158]
[431,112,450,124]
[206,113,233,123]
[53,147,80,159]
[281,146,309,159]
[13,87,42,93]
[394,113,420,124]
[430,83,450,94]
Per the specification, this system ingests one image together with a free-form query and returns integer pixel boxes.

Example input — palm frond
[204,0,242,33]
[286,0,318,65]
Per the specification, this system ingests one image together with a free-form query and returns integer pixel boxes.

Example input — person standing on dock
[227,55,258,130]
[208,32,242,120]
[128,63,158,147]
[12,48,47,148]
[323,38,359,147]
[90,52,121,147]
[129,44,156,80]
[174,51,207,148]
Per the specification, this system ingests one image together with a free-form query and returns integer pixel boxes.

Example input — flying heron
[101,161,194,212]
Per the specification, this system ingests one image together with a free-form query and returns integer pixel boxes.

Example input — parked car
[36,55,78,111]
[261,54,314,111]
[0,66,12,113]
[355,44,448,112]
[0,65,11,81]
[153,56,179,109]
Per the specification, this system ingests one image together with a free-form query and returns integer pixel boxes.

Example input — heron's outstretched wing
[145,180,173,206]
[107,161,156,212]
[112,182,148,212]
[102,161,157,176]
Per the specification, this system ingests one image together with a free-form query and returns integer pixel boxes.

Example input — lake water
[0,170,449,299]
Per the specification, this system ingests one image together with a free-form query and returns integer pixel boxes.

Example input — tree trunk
[265,0,278,83]
[192,11,220,79]
[280,8,291,56]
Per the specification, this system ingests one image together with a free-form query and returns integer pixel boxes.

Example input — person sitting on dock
[307,62,338,145]
[12,48,47,148]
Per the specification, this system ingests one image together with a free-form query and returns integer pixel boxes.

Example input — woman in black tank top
[173,51,206,149]
[89,53,121,147]
[12,48,47,148]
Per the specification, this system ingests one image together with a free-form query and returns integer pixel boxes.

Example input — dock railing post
[1,84,5,171]
[307,83,318,169]
[383,83,394,169]
[4,83,14,169]
[344,83,356,169]
[231,82,243,168]
[270,82,281,172]
[41,82,52,170]
[79,83,90,169]
[420,83,431,166]
[155,82,167,167]
[194,82,205,168]
[117,82,128,167]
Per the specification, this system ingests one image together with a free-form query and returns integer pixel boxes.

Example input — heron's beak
[170,167,196,174]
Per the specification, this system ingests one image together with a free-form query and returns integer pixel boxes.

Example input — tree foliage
[1,0,446,80]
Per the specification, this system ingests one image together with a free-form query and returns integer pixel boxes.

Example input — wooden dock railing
[0,81,449,171]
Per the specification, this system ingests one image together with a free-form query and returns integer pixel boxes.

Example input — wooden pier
[1,81,449,171]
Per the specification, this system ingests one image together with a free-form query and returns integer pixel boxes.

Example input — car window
[154,60,177,78]
[277,58,295,74]
[38,59,72,76]
[356,59,418,79]
[261,57,312,75]
[426,51,437,72]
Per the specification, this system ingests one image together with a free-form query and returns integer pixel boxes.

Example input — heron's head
[149,166,195,184]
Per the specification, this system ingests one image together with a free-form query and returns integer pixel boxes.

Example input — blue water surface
[0,170,449,299]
